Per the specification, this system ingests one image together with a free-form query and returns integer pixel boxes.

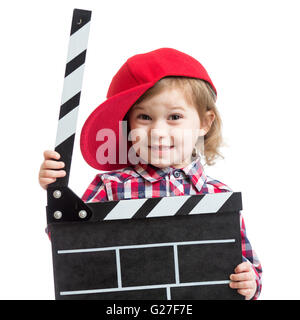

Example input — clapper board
[46,8,244,300]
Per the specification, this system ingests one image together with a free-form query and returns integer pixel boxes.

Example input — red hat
[80,47,217,171]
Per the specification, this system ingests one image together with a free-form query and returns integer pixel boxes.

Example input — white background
[0,0,299,300]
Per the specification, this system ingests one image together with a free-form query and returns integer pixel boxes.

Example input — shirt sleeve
[81,173,108,203]
[240,211,263,300]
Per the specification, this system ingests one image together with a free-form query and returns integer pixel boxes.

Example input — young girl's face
[128,87,207,169]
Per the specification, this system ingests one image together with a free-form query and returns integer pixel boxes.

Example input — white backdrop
[0,0,299,300]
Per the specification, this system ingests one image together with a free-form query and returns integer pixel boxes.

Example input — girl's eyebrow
[133,105,186,112]
[132,106,145,111]
[169,106,186,111]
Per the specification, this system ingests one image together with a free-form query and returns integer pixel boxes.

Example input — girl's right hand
[39,150,66,190]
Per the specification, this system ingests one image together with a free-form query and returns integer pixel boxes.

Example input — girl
[39,47,262,299]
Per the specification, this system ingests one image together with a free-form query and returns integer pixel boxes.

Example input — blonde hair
[124,76,225,166]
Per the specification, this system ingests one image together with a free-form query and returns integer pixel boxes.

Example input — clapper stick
[50,8,91,188]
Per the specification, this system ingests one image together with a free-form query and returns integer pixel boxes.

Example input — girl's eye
[137,114,182,121]
[137,114,151,120]
[169,114,182,120]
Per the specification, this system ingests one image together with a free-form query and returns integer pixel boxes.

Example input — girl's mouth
[148,145,174,150]
[148,145,175,154]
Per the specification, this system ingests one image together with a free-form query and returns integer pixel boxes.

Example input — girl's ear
[201,110,215,135]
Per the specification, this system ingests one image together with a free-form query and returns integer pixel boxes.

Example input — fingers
[229,280,256,290]
[230,271,252,282]
[39,169,66,190]
[229,261,257,299]
[39,177,57,190]
[40,150,65,173]
[41,159,65,170]
[39,150,66,190]
[234,262,252,273]
[237,289,255,300]
[39,169,66,179]
[229,277,256,300]
[44,150,61,161]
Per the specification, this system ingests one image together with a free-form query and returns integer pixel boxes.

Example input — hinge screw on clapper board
[53,211,62,220]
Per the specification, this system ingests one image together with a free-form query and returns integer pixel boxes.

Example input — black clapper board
[46,8,243,300]
[46,189,243,300]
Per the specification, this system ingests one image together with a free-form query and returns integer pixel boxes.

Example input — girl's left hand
[229,261,257,300]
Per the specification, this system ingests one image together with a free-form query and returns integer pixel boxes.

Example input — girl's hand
[38,150,66,190]
[229,261,257,300]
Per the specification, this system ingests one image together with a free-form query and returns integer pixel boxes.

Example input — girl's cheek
[171,131,186,147]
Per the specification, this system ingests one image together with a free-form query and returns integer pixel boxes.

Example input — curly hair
[123,76,225,166]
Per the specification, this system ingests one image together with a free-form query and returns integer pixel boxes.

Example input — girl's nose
[149,120,171,144]
[151,119,168,132]
[150,119,168,134]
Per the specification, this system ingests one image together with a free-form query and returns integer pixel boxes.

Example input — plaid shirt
[82,156,262,299]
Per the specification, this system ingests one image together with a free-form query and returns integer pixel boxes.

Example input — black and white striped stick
[51,9,91,188]
[94,192,241,221]
[47,189,242,224]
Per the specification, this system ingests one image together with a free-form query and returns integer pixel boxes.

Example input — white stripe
[189,187,197,195]
[106,182,114,201]
[145,181,153,198]
[147,195,190,218]
[103,198,148,220]
[115,249,122,288]
[55,106,79,147]
[67,22,91,63]
[61,64,85,105]
[57,239,235,254]
[165,175,170,197]
[206,183,215,193]
[170,176,184,194]
[124,179,132,199]
[166,287,171,300]
[60,280,230,296]
[189,192,233,214]
[173,245,180,284]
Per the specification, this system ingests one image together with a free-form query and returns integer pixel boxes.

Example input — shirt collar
[133,156,208,192]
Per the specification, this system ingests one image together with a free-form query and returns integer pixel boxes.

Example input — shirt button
[173,170,182,178]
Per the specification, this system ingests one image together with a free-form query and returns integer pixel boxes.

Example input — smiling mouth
[148,146,174,150]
